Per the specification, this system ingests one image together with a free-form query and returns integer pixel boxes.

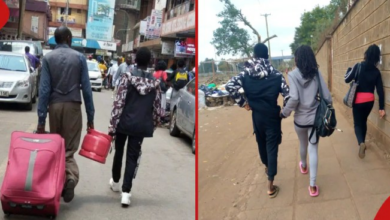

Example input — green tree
[211,0,277,58]
[290,0,348,54]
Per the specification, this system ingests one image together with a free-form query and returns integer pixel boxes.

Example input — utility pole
[65,0,69,26]
[17,0,26,39]
[261,14,271,60]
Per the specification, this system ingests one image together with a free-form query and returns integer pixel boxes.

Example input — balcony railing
[168,1,194,20]
[117,0,140,11]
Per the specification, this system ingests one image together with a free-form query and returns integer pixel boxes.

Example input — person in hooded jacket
[226,43,290,198]
[108,47,161,206]
[281,45,332,197]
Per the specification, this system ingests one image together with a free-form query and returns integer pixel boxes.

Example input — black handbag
[343,63,361,108]
[309,72,337,144]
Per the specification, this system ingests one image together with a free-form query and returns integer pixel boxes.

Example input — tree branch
[237,10,261,43]
[262,35,277,44]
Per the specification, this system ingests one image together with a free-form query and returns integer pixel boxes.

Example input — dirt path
[199,103,390,220]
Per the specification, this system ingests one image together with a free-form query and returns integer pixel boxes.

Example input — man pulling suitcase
[36,26,95,203]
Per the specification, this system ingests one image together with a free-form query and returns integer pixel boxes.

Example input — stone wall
[316,0,390,149]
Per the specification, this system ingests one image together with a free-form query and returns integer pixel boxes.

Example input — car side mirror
[30,67,34,73]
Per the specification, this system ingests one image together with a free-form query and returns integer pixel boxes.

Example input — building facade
[1,0,52,41]
[122,0,195,69]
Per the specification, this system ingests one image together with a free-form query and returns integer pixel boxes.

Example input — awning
[47,37,117,51]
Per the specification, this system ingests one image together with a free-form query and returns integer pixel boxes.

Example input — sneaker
[359,143,366,159]
[121,192,131,207]
[110,178,120,192]
[63,179,76,203]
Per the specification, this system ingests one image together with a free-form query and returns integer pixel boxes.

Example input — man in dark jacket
[226,43,290,198]
[108,47,161,207]
[36,26,95,203]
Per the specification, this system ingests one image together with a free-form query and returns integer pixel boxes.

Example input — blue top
[38,44,94,125]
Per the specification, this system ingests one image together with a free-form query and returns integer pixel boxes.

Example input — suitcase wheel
[3,212,10,218]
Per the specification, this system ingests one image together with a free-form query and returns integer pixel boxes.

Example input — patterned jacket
[109,71,161,135]
[225,58,290,107]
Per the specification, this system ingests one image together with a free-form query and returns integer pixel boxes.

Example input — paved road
[0,89,195,220]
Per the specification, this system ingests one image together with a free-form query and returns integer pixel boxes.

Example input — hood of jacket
[290,68,316,88]
[243,58,279,79]
[121,69,160,95]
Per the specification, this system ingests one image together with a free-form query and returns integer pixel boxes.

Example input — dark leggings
[112,132,144,193]
[352,101,374,145]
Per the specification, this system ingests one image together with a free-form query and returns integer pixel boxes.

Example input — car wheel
[25,98,33,111]
[192,132,195,154]
[169,110,180,136]
[32,91,37,104]
[97,88,102,92]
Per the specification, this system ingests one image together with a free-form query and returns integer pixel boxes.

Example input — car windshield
[87,62,99,72]
[0,42,36,55]
[0,54,27,72]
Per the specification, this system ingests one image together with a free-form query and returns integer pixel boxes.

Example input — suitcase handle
[32,130,50,134]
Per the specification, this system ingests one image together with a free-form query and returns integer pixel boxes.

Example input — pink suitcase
[1,131,66,219]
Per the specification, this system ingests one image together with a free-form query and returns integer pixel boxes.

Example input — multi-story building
[1,0,52,41]
[113,0,141,56]
[124,0,195,69]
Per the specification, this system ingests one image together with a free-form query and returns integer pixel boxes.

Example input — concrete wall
[316,0,390,148]
[23,11,47,40]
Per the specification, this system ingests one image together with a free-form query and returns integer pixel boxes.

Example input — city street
[0,89,195,220]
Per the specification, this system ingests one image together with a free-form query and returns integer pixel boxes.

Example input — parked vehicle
[87,60,103,92]
[0,52,38,110]
[0,40,43,96]
[169,78,196,154]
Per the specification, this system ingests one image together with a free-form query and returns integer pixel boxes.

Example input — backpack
[173,70,188,90]
[309,72,337,144]
[159,76,168,92]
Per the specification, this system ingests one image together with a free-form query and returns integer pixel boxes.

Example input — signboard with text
[86,0,115,41]
[174,38,195,57]
[145,10,163,39]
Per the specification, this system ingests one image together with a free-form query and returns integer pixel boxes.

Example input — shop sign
[161,41,174,55]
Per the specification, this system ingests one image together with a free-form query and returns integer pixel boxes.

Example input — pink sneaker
[299,161,308,174]
[309,185,319,197]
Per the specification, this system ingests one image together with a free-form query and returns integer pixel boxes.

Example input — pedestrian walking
[25,46,40,69]
[36,26,95,203]
[226,43,290,198]
[153,61,169,123]
[344,44,385,158]
[113,54,133,97]
[281,45,332,197]
[167,60,189,111]
[108,47,161,206]
[108,58,122,95]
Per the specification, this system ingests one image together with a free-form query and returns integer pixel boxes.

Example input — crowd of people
[226,42,385,198]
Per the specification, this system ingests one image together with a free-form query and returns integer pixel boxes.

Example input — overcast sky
[199,0,332,62]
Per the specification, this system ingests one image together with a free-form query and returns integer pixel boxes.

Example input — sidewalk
[199,102,390,220]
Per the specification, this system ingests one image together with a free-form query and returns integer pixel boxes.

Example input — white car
[87,61,103,92]
[0,52,38,110]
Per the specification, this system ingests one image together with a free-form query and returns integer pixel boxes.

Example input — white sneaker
[121,192,131,206]
[109,178,120,192]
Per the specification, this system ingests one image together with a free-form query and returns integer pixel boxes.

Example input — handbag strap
[354,63,361,83]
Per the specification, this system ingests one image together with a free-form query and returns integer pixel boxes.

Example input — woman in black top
[344,44,385,159]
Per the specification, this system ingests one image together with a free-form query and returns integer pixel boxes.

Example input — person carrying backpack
[281,45,333,197]
[153,61,169,123]
[167,59,188,110]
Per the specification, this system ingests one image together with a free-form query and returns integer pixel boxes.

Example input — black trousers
[253,112,282,181]
[353,101,374,145]
[112,132,144,193]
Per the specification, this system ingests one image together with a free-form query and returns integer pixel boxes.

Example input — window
[87,62,99,72]
[60,8,72,15]
[186,79,195,96]
[0,55,27,72]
